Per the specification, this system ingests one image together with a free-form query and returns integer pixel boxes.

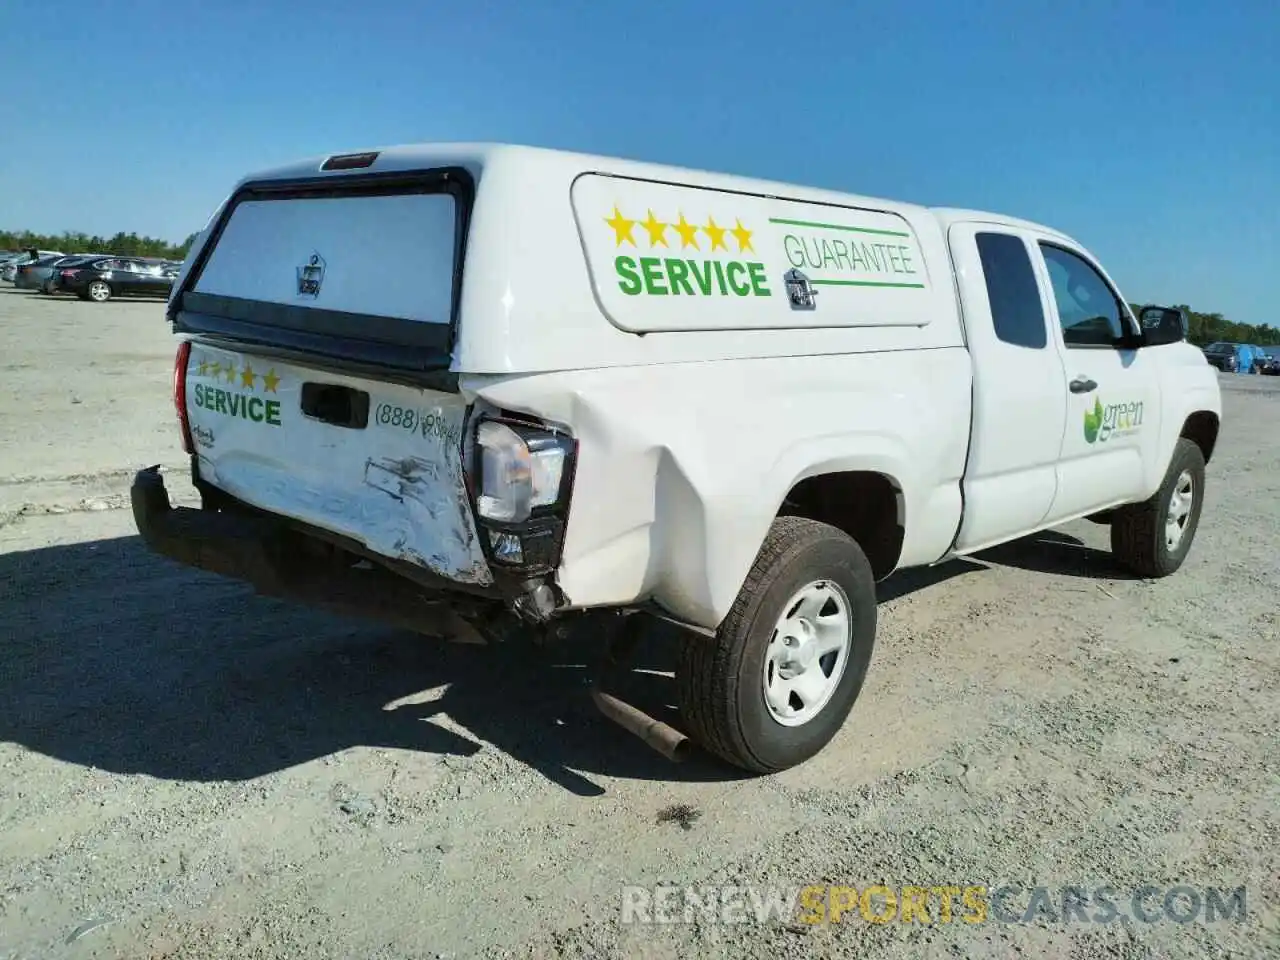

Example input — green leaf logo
[1083,396,1104,444]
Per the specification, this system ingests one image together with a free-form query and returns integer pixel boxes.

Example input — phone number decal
[374,403,462,446]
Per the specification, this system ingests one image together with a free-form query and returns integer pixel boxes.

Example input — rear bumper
[131,464,283,584]
[130,465,498,636]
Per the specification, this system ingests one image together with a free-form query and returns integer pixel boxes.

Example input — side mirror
[1139,305,1186,347]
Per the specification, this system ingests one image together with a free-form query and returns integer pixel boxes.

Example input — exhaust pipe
[590,689,692,763]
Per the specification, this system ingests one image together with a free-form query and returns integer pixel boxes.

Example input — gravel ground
[1,285,1277,959]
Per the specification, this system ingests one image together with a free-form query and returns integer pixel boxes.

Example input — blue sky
[1,0,1275,325]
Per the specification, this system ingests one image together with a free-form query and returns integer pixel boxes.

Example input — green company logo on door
[1084,396,1145,444]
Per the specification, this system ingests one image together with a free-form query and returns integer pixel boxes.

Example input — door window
[1039,244,1128,347]
[976,232,1047,349]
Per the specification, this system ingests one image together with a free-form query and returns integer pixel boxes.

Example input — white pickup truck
[133,143,1222,773]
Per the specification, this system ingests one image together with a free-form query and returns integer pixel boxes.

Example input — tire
[87,280,112,303]
[1110,438,1205,578]
[676,516,877,773]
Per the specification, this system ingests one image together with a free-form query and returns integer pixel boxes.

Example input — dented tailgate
[185,341,492,586]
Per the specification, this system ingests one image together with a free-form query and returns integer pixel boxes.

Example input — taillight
[60,269,78,278]
[174,340,193,454]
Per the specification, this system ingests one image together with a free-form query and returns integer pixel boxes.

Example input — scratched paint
[186,345,493,587]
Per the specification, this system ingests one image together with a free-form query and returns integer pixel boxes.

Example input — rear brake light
[321,150,379,171]
[60,269,78,278]
[174,341,193,454]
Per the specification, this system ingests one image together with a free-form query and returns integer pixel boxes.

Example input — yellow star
[208,361,221,379]
[197,359,208,377]
[703,215,728,252]
[240,363,256,389]
[224,364,236,384]
[673,212,700,249]
[262,368,280,393]
[730,218,754,254]
[604,205,636,246]
[640,210,668,248]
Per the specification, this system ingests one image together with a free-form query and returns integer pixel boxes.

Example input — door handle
[1069,377,1097,394]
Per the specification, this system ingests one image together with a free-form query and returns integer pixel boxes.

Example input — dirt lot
[1,285,1277,959]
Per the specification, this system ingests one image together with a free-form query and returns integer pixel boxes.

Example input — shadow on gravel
[0,534,745,796]
[0,527,1124,795]
[873,527,1136,599]
[976,528,1144,580]
[875,556,987,602]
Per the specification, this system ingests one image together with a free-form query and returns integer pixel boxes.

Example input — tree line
[3,227,1274,346]
[1,229,198,262]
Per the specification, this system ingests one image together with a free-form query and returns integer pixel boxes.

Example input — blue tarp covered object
[1237,344,1257,373]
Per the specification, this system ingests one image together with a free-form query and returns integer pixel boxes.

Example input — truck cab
[939,212,1219,556]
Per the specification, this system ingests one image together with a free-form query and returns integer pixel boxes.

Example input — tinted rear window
[975,232,1047,349]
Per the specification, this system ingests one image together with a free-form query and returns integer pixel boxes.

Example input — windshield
[1204,343,1233,353]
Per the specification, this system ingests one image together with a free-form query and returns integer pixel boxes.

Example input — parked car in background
[53,256,180,302]
[2,249,64,282]
[1255,347,1279,375]
[1202,341,1240,372]
[34,255,115,293]
[15,255,100,293]
[13,255,72,290]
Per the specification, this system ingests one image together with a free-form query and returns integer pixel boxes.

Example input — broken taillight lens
[173,340,193,454]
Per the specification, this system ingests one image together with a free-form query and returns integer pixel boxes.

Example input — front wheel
[1111,438,1206,578]
[87,280,112,303]
[676,517,877,773]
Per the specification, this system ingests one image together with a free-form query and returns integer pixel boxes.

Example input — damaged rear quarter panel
[186,343,492,586]
[465,348,970,628]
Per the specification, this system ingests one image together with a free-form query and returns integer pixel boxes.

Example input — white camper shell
[134,143,1222,773]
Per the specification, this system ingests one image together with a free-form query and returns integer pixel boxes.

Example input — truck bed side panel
[464,346,972,628]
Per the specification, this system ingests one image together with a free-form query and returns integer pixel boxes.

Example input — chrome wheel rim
[763,579,851,727]
[89,282,110,301]
[1165,470,1194,551]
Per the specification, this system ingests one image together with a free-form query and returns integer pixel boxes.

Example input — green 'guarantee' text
[784,234,920,283]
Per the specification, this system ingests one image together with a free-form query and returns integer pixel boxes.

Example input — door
[137,262,169,296]
[949,224,1069,553]
[96,259,130,294]
[118,260,150,295]
[1032,239,1163,521]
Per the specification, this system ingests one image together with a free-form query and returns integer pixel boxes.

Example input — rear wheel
[676,517,877,773]
[1111,438,1205,578]
[87,281,112,303]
